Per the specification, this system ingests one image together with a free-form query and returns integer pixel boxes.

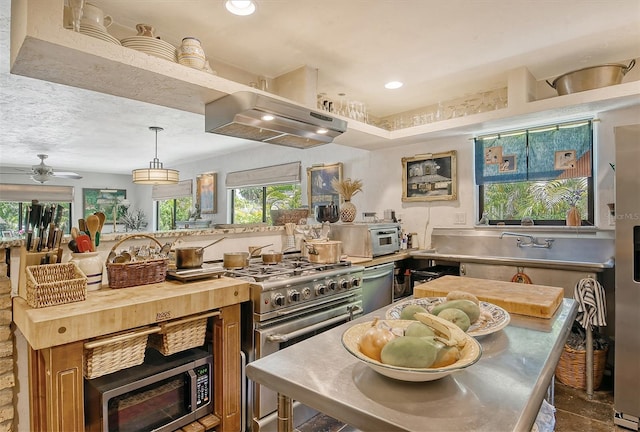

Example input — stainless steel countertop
[246,298,578,432]
[410,250,614,271]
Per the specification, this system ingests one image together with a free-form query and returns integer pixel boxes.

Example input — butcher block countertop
[13,276,250,350]
[414,275,564,319]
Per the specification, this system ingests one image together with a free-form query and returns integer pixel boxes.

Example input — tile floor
[297,373,626,432]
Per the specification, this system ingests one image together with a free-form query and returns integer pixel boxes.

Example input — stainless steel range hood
[205,91,347,149]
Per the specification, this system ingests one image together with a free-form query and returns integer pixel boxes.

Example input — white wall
[2,106,636,246]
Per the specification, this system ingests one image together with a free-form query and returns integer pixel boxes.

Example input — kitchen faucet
[499,232,554,248]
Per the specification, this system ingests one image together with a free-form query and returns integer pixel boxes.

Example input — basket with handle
[84,326,161,379]
[25,262,87,308]
[148,311,220,356]
[106,234,168,289]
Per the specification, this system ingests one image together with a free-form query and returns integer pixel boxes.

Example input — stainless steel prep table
[246,298,577,432]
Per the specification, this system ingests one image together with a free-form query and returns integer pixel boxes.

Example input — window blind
[0,184,74,202]
[226,161,301,188]
[475,120,592,185]
[151,180,193,200]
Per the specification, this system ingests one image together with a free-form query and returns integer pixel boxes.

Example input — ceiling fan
[0,154,83,183]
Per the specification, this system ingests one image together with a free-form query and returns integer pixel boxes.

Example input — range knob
[328,280,338,291]
[301,287,311,300]
[340,279,350,290]
[288,289,301,303]
[272,293,285,307]
[350,277,361,288]
[315,283,327,296]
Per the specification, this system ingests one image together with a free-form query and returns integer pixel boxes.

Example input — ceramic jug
[136,23,155,37]
[177,37,206,70]
[70,252,103,291]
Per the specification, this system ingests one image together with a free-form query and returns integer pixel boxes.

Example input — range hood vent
[205,91,347,149]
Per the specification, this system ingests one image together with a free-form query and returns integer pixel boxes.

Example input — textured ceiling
[1,0,639,176]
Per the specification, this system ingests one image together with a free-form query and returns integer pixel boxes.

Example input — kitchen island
[246,298,577,431]
[13,276,250,432]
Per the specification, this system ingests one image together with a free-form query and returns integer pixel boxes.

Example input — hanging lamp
[132,126,179,184]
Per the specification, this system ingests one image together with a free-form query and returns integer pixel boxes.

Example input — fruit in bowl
[342,314,482,382]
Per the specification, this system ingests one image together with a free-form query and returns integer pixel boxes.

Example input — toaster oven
[329,222,400,257]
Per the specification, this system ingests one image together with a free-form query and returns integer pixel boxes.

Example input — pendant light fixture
[132,126,179,184]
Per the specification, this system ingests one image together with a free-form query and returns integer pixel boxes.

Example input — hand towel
[573,277,607,328]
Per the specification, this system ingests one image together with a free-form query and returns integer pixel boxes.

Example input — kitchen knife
[46,222,56,250]
[54,204,64,227]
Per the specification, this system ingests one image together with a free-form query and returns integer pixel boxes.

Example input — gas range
[226,257,364,320]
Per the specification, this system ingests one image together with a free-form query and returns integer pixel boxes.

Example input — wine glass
[68,0,85,32]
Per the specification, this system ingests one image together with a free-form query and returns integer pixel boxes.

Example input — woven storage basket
[270,209,309,226]
[149,311,219,356]
[555,344,608,390]
[26,262,87,308]
[84,327,159,379]
[106,234,168,289]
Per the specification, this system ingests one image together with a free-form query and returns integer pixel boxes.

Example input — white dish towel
[573,277,607,328]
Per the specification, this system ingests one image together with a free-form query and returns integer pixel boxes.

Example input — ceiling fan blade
[52,171,83,179]
[0,172,31,175]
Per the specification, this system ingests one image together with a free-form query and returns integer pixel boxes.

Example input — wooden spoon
[85,214,100,252]
[94,212,106,246]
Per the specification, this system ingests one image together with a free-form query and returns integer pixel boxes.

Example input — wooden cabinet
[13,278,250,432]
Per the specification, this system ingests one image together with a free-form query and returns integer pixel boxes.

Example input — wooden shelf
[10,0,640,152]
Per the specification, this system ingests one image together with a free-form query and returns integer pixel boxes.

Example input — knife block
[17,246,60,301]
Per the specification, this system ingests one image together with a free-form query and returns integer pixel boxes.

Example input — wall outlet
[454,212,466,225]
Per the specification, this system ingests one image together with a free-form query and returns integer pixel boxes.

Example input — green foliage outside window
[157,197,193,231]
[232,184,301,224]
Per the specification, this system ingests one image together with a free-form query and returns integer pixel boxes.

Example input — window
[152,180,194,231]
[0,184,74,237]
[475,120,593,226]
[231,184,302,224]
[156,197,193,231]
[226,162,303,225]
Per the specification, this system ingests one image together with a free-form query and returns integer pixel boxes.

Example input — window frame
[476,120,594,226]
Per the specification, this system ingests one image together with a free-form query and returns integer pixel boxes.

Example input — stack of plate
[120,36,177,63]
[78,22,121,46]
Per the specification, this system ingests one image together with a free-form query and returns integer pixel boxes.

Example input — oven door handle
[266,308,362,343]
[275,291,360,317]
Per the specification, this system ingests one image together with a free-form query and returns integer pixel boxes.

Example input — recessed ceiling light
[385,81,403,89]
[225,0,256,16]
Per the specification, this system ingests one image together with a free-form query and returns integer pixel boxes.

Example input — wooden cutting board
[414,275,564,319]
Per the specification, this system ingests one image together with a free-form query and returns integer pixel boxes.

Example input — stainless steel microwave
[330,222,400,257]
[85,348,213,432]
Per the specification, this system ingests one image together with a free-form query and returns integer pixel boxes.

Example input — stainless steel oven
[231,257,364,432]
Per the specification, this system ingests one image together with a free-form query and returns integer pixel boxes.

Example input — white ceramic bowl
[386,297,511,337]
[341,319,482,382]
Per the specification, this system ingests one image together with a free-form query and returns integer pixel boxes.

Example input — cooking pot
[175,237,226,269]
[223,252,250,269]
[547,60,635,95]
[304,240,342,264]
[261,250,283,265]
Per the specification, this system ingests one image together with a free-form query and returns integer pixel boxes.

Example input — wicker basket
[555,344,608,390]
[106,234,168,289]
[270,209,309,226]
[25,262,87,308]
[84,327,160,379]
[149,311,219,356]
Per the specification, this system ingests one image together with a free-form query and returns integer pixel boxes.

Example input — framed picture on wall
[196,172,217,214]
[402,151,457,202]
[307,163,343,211]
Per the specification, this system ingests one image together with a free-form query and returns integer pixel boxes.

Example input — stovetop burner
[227,257,353,282]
